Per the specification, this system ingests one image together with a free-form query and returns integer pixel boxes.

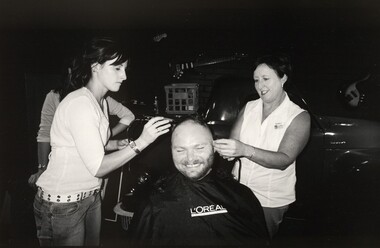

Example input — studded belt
[37,187,100,203]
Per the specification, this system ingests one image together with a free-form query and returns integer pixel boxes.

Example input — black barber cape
[129,171,269,247]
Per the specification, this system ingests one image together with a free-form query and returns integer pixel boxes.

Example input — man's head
[171,117,214,181]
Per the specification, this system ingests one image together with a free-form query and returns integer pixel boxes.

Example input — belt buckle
[38,188,99,202]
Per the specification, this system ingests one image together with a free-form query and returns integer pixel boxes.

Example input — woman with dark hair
[214,54,310,238]
[33,37,171,246]
[28,58,135,187]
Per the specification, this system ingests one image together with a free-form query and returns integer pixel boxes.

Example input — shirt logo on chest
[274,122,284,129]
[190,204,228,217]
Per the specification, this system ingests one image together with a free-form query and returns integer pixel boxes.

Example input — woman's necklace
[84,86,105,114]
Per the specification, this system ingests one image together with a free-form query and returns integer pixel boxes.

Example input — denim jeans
[33,192,101,246]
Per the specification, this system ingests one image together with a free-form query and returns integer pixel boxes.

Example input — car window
[203,77,257,123]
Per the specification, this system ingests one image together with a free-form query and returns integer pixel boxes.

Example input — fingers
[155,123,171,134]
[221,156,235,161]
[116,139,129,150]
[121,139,130,145]
[28,174,39,186]
[213,139,229,145]
[139,117,172,145]
[147,117,172,132]
[213,139,234,149]
[118,144,128,150]
[28,176,35,185]
[118,139,129,146]
[145,116,172,128]
[213,139,232,151]
[213,139,240,157]
[145,116,165,127]
[120,139,129,144]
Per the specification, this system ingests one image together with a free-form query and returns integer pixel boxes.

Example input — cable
[236,158,242,183]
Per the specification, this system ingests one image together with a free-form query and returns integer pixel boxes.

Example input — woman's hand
[105,139,129,151]
[28,170,44,187]
[213,139,248,160]
[136,116,172,149]
[116,139,129,150]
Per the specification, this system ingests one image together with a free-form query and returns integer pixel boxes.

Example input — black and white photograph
[1,0,380,247]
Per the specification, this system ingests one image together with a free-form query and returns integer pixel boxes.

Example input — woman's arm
[69,97,171,178]
[29,92,58,185]
[214,111,311,170]
[36,92,59,143]
[96,117,171,177]
[111,123,129,137]
[105,139,129,151]
[37,142,51,168]
[28,142,51,185]
[106,96,135,136]
[246,111,310,170]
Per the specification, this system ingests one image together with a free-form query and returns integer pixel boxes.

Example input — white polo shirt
[37,87,110,195]
[232,93,305,208]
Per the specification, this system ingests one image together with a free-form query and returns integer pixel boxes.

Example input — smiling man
[171,117,215,181]
[129,116,269,247]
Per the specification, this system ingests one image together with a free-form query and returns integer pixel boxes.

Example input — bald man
[129,116,269,246]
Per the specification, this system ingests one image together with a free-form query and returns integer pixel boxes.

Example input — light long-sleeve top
[37,87,112,194]
[36,90,135,142]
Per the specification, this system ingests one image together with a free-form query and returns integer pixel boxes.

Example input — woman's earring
[92,64,98,73]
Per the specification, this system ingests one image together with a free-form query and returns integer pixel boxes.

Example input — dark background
[1,0,380,246]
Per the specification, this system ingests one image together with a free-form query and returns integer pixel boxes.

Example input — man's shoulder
[212,168,249,189]
[210,171,259,204]
[149,173,180,196]
[216,174,253,194]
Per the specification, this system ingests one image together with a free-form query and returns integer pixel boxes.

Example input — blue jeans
[33,193,101,246]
